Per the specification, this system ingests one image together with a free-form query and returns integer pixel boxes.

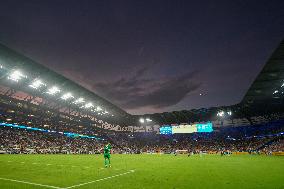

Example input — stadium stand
[0,40,283,155]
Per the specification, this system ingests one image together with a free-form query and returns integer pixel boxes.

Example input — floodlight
[8,70,25,82]
[139,118,145,123]
[217,111,224,117]
[146,118,152,122]
[74,97,85,104]
[29,79,44,89]
[227,111,232,116]
[273,90,279,94]
[85,102,94,108]
[61,92,73,100]
[96,106,102,111]
[47,86,60,95]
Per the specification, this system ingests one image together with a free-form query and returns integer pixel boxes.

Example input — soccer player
[103,143,112,168]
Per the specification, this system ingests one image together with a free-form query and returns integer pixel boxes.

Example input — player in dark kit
[104,143,112,168]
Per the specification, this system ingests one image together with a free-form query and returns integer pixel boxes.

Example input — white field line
[0,170,135,189]
[0,177,62,189]
[63,170,135,189]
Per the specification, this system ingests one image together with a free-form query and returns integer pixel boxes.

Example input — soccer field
[0,154,283,189]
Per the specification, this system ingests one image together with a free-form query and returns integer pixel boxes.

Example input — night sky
[0,0,284,115]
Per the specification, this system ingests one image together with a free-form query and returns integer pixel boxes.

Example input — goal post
[175,150,188,154]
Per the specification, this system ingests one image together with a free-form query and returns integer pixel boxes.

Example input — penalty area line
[0,177,62,189]
[0,170,135,189]
[64,170,135,189]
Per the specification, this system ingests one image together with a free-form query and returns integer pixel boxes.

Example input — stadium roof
[241,39,284,111]
[0,43,129,119]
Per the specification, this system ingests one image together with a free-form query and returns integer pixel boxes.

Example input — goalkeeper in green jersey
[103,143,112,168]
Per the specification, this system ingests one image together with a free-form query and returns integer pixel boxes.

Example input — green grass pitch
[0,154,283,189]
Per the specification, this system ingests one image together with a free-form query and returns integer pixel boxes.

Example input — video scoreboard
[159,126,172,135]
[172,124,197,133]
[159,122,213,134]
[196,122,213,132]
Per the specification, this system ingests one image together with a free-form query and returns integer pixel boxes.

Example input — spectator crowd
[1,124,283,155]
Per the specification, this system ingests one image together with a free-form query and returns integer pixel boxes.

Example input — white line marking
[0,177,62,189]
[64,170,135,189]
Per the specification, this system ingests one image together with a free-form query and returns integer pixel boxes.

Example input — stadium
[0,1,284,189]
[0,39,283,188]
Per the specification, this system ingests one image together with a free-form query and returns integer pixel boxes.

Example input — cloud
[56,62,201,113]
[93,66,201,111]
